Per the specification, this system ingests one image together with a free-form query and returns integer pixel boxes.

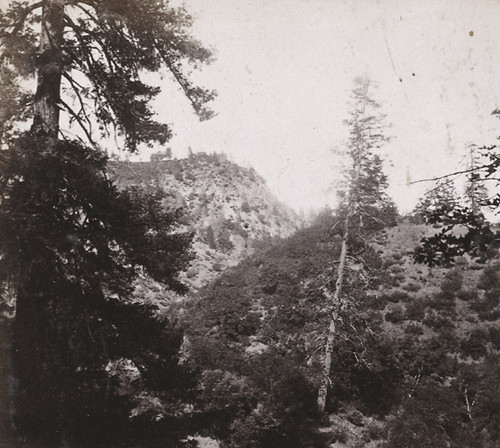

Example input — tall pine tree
[318,77,396,411]
[412,180,461,224]
[0,0,214,445]
[464,144,488,214]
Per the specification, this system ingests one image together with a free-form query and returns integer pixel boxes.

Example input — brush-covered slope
[109,153,301,289]
[184,215,500,448]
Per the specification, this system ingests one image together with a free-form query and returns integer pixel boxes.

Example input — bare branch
[420,174,460,196]
[58,98,96,146]
[410,165,495,185]
[61,71,93,130]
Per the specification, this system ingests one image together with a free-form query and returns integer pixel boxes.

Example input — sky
[3,0,500,214]
[139,0,500,214]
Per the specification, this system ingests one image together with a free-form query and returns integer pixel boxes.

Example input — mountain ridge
[108,152,302,289]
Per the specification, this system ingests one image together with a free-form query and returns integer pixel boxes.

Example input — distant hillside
[184,215,500,448]
[109,152,301,289]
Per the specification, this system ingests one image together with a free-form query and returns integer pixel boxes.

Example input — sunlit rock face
[109,152,302,290]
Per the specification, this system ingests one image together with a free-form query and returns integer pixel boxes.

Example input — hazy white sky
[4,0,499,213]
[144,0,500,214]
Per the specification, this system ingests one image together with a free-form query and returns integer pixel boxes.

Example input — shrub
[405,322,424,335]
[382,258,395,269]
[363,310,383,330]
[346,409,365,427]
[186,267,199,278]
[465,314,478,324]
[227,351,319,448]
[389,273,405,287]
[437,327,458,350]
[423,310,454,332]
[432,269,463,314]
[257,214,268,224]
[241,201,251,213]
[392,252,404,261]
[403,282,421,293]
[459,329,488,360]
[205,226,216,249]
[385,304,405,324]
[477,263,500,290]
[477,309,500,322]
[173,170,183,181]
[329,426,349,444]
[429,291,456,312]
[217,232,234,252]
[405,300,426,321]
[484,290,500,308]
[199,369,255,416]
[365,294,388,310]
[366,421,385,441]
[470,292,499,318]
[440,280,459,298]
[488,326,500,350]
[213,262,224,272]
[444,267,463,285]
[457,288,479,302]
[385,382,464,448]
[389,264,404,274]
[383,291,411,303]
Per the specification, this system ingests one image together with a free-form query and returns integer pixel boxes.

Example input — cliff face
[109,152,301,289]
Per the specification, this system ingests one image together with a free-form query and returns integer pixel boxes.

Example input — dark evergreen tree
[413,143,500,267]
[337,77,397,230]
[0,0,215,148]
[318,77,397,411]
[412,180,461,224]
[414,204,498,267]
[0,0,213,445]
[464,144,489,214]
[412,114,500,267]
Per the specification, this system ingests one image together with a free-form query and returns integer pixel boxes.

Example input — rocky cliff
[109,152,301,289]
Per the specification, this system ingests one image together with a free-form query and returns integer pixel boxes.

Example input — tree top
[0,0,216,150]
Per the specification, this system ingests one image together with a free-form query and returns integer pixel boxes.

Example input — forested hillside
[2,1,500,447]
[184,214,500,448]
[109,153,301,289]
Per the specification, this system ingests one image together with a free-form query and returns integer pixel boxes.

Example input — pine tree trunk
[12,0,66,436]
[317,215,350,412]
[31,0,65,137]
[0,307,15,441]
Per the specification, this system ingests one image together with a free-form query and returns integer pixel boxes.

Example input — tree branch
[8,1,43,35]
[63,13,117,75]
[58,98,96,146]
[61,71,93,130]
[410,165,496,185]
[158,49,214,119]
[71,3,99,23]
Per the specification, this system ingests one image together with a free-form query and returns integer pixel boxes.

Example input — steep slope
[109,153,301,289]
[185,211,390,448]
[184,216,500,448]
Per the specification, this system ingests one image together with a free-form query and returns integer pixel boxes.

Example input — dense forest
[1,1,500,448]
